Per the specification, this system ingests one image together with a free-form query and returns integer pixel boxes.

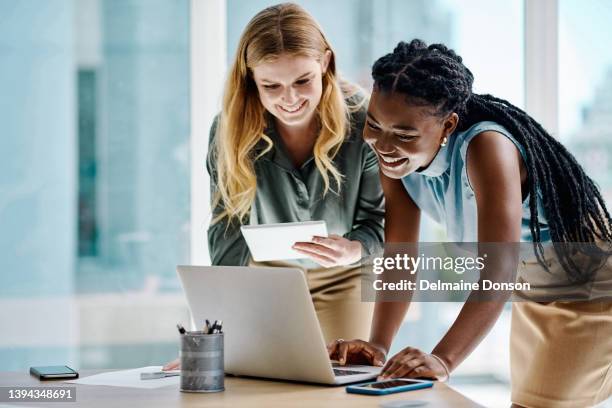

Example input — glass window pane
[560,0,612,204]
[0,0,190,370]
[227,0,524,107]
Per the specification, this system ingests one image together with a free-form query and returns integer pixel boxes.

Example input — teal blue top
[401,121,550,242]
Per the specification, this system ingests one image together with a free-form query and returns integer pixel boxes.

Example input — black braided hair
[372,39,612,281]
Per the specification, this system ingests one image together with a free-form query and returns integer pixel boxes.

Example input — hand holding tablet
[240,220,363,266]
[292,234,363,267]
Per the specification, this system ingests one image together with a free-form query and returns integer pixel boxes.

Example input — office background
[1,0,611,406]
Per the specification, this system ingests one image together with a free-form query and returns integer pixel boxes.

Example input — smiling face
[251,52,330,129]
[363,88,459,179]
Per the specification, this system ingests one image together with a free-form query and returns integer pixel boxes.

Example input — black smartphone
[30,365,79,380]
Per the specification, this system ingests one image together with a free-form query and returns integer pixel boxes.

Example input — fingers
[348,341,384,366]
[292,242,339,267]
[380,347,425,379]
[291,242,336,258]
[326,339,342,360]
[310,235,343,250]
[326,339,347,364]
[292,246,336,267]
[293,242,339,258]
[292,235,359,267]
[384,357,422,379]
[359,344,385,366]
[327,343,336,360]
[327,339,386,367]
[380,358,402,378]
[338,340,349,365]
[406,365,428,379]
[162,358,180,371]
[381,352,397,373]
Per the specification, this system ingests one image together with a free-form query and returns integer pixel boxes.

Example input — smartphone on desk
[346,378,434,395]
[30,366,79,380]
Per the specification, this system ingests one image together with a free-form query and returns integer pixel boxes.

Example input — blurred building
[0,0,190,371]
[75,0,191,293]
[567,67,612,203]
[227,0,453,88]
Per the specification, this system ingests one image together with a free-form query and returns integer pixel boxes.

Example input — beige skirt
[511,247,612,407]
[249,259,373,345]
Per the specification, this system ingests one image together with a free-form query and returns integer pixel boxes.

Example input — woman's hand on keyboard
[327,339,386,366]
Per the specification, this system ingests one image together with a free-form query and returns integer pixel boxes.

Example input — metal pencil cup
[180,331,224,393]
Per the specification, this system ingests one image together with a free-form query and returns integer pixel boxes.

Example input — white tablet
[240,221,328,262]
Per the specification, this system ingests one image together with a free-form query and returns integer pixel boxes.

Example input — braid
[373,39,612,281]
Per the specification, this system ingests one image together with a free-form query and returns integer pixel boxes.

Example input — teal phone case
[346,379,433,395]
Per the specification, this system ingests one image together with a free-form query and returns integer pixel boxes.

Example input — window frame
[524,0,559,136]
[190,0,227,265]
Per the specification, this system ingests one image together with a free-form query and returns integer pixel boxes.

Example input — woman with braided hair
[328,39,612,407]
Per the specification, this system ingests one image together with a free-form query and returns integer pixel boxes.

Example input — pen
[176,323,186,335]
[204,319,211,334]
[212,320,223,334]
[141,371,180,380]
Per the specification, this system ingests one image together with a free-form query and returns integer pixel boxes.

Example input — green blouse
[206,103,385,266]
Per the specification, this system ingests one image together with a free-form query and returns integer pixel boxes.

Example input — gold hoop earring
[441,136,448,147]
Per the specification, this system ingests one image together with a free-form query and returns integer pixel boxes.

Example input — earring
[441,136,448,147]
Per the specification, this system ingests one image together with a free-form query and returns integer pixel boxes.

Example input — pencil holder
[179,331,224,393]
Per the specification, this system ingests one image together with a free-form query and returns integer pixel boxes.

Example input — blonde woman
[165,4,383,374]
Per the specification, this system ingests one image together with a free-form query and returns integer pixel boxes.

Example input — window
[0,0,190,370]
[227,0,523,107]
[560,0,612,203]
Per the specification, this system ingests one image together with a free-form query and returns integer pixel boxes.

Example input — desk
[0,370,483,407]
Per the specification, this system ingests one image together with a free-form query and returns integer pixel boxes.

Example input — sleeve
[343,141,386,258]
[206,116,251,266]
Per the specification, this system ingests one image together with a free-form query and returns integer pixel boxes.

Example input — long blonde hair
[212,2,359,224]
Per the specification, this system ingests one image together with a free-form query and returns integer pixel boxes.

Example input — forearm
[369,174,419,354]
[432,129,524,371]
[431,300,505,372]
[431,246,516,371]
[369,301,411,353]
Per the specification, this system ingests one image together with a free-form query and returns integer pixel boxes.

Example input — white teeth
[380,155,404,164]
[279,100,305,113]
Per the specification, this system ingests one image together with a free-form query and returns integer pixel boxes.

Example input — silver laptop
[176,265,381,385]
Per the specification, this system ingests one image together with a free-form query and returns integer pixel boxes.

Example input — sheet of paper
[66,366,179,389]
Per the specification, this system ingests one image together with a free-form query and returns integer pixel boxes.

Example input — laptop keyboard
[333,368,368,376]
